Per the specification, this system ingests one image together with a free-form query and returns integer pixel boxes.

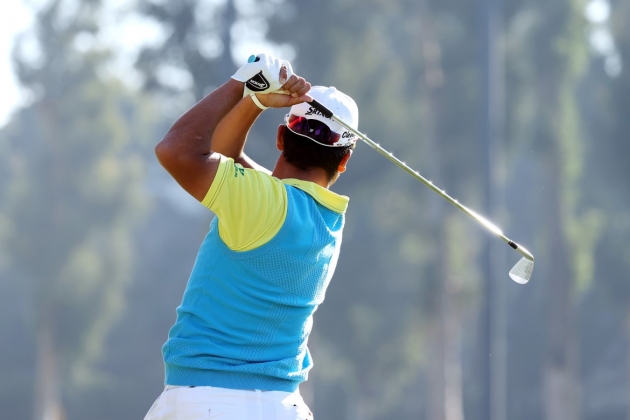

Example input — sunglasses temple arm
[307,100,532,259]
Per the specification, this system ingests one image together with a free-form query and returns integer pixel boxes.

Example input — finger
[281,74,303,92]
[290,80,310,98]
[283,76,307,97]
[279,65,288,84]
[281,77,298,95]
[286,93,313,107]
[281,59,294,80]
[295,82,311,98]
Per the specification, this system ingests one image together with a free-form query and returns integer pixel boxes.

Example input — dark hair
[282,127,353,182]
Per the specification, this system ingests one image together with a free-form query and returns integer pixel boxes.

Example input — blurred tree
[268,0,483,418]
[2,0,629,419]
[133,0,294,174]
[134,0,292,101]
[135,0,236,100]
[599,0,630,196]
[0,0,154,418]
[586,0,630,417]
[503,0,593,418]
[134,1,484,418]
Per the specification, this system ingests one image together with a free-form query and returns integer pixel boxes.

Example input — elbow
[155,135,178,171]
[155,139,168,163]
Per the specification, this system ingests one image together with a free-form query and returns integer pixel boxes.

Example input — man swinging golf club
[144,54,359,419]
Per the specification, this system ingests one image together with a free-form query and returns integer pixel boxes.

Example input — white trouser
[144,385,313,420]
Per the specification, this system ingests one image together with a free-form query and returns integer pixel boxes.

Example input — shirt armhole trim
[201,156,229,208]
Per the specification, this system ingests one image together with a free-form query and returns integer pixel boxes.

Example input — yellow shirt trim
[281,178,349,214]
[201,154,230,208]
[201,157,348,251]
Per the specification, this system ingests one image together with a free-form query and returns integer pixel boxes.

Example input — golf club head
[509,257,534,284]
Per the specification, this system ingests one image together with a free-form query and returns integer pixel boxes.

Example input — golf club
[309,99,534,284]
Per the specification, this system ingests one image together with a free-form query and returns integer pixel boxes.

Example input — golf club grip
[309,99,334,118]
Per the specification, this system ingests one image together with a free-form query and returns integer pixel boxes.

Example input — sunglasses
[284,114,346,147]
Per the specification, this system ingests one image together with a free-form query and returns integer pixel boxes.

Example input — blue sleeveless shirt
[162,184,345,392]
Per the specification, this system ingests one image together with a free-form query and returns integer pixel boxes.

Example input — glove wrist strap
[249,93,268,110]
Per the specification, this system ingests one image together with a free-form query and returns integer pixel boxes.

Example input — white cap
[288,86,359,147]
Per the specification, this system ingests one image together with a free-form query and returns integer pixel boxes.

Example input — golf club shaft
[310,99,533,262]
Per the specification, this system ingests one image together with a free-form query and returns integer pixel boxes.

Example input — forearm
[211,94,264,162]
[154,64,311,202]
[154,79,246,201]
[152,54,309,202]
[157,78,243,159]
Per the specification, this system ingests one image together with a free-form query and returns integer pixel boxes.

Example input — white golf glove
[232,53,294,97]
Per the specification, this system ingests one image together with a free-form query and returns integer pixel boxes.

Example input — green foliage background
[1,0,629,419]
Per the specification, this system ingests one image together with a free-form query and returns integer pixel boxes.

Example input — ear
[276,125,285,151]
[337,149,353,174]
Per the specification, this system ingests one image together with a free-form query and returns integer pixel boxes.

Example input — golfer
[144,54,359,419]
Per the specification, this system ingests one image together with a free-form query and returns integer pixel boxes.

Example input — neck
[272,156,330,188]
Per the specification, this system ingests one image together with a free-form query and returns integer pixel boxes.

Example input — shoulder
[201,156,279,209]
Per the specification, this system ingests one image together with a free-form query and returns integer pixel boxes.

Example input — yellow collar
[281,178,349,214]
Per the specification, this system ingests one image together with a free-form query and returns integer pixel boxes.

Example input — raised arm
[155,79,243,201]
[211,73,312,172]
[155,54,311,202]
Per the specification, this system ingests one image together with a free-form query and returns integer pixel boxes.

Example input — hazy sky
[0,2,32,127]
[0,0,295,129]
[0,0,165,130]
[0,0,612,129]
